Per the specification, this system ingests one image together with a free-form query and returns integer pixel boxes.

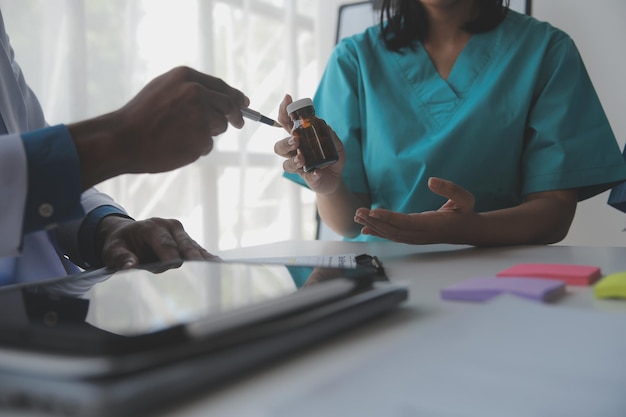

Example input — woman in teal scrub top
[275,0,626,245]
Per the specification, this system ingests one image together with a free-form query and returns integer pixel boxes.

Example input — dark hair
[380,0,510,52]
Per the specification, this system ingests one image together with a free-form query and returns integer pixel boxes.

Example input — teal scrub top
[285,11,626,241]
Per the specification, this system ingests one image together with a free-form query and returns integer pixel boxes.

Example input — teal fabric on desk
[286,265,313,288]
[284,10,626,242]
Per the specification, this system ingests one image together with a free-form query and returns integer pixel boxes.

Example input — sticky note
[594,271,626,299]
[441,277,566,303]
[496,263,601,286]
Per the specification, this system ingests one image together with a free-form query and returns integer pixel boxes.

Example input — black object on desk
[0,259,407,417]
[608,147,626,213]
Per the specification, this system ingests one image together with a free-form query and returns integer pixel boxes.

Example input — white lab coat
[0,10,124,283]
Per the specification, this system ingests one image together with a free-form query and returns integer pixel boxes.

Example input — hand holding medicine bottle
[275,94,347,196]
[275,94,372,238]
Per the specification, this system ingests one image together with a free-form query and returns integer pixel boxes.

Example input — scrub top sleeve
[21,124,84,233]
[522,35,626,200]
[314,40,369,195]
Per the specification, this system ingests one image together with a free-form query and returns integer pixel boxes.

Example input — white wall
[317,1,626,246]
[534,1,626,246]
[315,0,351,75]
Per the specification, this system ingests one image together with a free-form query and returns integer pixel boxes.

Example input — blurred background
[1,0,331,253]
[1,0,624,252]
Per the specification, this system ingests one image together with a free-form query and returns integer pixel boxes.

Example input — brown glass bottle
[287,98,338,172]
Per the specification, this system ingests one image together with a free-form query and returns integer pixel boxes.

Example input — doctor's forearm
[68,111,128,191]
[316,181,369,238]
[463,190,578,246]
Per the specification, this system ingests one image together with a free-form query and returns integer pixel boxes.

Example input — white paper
[225,254,359,269]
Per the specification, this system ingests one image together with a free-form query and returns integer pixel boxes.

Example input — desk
[154,241,626,417]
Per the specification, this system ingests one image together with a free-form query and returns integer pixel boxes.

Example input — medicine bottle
[287,98,338,172]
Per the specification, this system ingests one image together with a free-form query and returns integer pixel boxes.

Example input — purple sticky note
[441,277,566,303]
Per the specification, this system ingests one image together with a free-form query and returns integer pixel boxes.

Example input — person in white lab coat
[0,9,248,285]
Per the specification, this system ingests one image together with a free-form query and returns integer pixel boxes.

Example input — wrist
[78,206,133,268]
[315,177,347,198]
[67,110,128,190]
[94,214,135,259]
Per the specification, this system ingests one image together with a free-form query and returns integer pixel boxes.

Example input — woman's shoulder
[335,24,384,56]
[501,10,571,45]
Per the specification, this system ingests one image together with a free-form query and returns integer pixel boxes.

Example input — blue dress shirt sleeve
[21,124,84,233]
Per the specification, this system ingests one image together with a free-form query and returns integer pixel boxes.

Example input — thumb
[428,177,475,212]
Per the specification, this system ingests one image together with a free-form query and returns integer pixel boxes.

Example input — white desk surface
[155,241,626,417]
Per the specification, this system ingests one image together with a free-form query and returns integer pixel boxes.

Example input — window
[1,0,322,252]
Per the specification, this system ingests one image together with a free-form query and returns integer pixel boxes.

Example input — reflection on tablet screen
[1,260,384,344]
[84,261,299,336]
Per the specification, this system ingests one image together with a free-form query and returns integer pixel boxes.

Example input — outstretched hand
[353,177,481,244]
[96,216,220,270]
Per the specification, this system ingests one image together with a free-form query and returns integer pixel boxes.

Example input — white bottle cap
[286,98,314,115]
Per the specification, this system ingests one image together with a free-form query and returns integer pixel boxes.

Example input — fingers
[200,138,214,156]
[273,94,298,166]
[203,89,246,132]
[278,94,294,133]
[167,221,221,261]
[143,219,218,263]
[105,246,140,270]
[274,134,308,174]
[170,83,232,144]
[354,208,406,235]
[274,135,299,158]
[428,177,475,211]
[183,67,250,129]
[101,218,219,270]
[284,151,305,173]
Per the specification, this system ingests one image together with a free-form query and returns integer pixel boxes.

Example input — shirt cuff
[78,205,133,268]
[21,124,84,233]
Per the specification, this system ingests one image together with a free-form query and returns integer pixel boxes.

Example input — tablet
[0,258,407,417]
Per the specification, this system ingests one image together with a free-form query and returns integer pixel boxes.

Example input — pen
[241,107,282,128]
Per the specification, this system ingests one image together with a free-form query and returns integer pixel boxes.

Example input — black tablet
[0,258,407,417]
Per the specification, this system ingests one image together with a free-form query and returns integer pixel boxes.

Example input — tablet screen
[0,259,384,355]
[81,261,301,337]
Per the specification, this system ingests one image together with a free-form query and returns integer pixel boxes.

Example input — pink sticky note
[441,276,565,303]
[496,263,601,286]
